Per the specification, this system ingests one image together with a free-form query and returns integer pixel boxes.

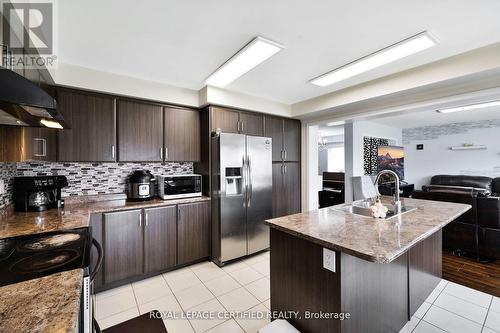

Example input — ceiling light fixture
[205,36,284,87]
[40,119,63,129]
[310,31,436,87]
[437,100,500,113]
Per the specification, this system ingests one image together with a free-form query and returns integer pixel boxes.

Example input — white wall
[404,126,500,189]
[344,120,402,202]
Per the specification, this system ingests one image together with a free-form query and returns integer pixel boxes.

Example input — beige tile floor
[95,250,500,333]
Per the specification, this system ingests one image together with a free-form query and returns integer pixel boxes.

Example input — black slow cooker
[127,170,156,201]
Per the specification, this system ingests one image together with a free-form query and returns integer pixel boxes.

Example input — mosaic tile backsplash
[0,162,193,208]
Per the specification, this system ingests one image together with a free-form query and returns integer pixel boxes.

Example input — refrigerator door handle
[247,156,252,207]
[242,155,247,207]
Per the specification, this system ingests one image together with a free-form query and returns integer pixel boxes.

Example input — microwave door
[218,133,248,262]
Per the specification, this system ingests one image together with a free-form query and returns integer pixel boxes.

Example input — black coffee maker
[13,176,68,212]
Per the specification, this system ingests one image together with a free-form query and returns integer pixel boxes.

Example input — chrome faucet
[374,170,402,214]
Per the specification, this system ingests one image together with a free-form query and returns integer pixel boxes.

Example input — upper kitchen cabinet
[264,116,301,162]
[0,126,23,162]
[117,100,163,162]
[56,89,116,162]
[283,119,301,162]
[211,106,239,134]
[210,106,263,136]
[164,106,200,162]
[22,127,57,161]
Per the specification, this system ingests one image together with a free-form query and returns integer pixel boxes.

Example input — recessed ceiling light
[205,36,284,87]
[437,100,500,113]
[40,119,63,129]
[310,31,437,87]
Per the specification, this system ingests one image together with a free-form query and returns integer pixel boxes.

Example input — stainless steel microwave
[157,174,202,200]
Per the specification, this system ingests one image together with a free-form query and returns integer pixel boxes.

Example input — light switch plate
[323,248,336,272]
[0,179,4,195]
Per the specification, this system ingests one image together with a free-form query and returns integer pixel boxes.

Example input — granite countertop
[265,197,471,263]
[0,269,83,333]
[0,195,211,239]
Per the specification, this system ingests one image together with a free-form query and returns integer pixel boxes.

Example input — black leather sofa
[413,175,500,260]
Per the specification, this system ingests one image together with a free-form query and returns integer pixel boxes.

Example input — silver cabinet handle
[111,145,115,159]
[165,147,168,160]
[139,213,142,227]
[281,150,284,161]
[284,164,287,174]
[240,121,244,133]
[145,212,149,227]
[284,150,287,161]
[33,138,47,157]
[160,147,163,160]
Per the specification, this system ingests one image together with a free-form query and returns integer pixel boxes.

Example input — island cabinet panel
[211,106,240,134]
[164,106,200,162]
[56,89,116,162]
[143,206,177,273]
[340,252,408,333]
[117,100,163,162]
[103,210,144,284]
[270,229,342,333]
[239,111,264,136]
[409,230,442,317]
[178,201,211,265]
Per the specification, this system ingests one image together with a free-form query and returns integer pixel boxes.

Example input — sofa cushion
[430,175,493,194]
[422,185,490,197]
[493,177,500,194]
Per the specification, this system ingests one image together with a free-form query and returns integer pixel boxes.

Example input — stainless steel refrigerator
[211,133,272,266]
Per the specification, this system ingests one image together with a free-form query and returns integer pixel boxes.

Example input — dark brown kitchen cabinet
[0,126,23,162]
[117,100,163,162]
[264,116,301,162]
[178,201,211,265]
[239,112,264,136]
[56,89,116,162]
[272,162,301,218]
[211,106,263,136]
[103,210,143,284]
[143,206,177,273]
[211,106,239,133]
[89,213,104,289]
[164,107,200,162]
[21,127,57,161]
[283,119,301,162]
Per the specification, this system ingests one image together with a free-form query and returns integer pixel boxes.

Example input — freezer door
[219,133,248,262]
[246,136,272,254]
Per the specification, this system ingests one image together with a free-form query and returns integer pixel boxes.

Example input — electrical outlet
[0,179,4,195]
[323,248,336,272]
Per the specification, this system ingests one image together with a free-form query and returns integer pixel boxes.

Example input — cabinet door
[178,201,210,265]
[22,128,57,161]
[239,112,263,136]
[144,206,177,273]
[57,89,116,162]
[89,213,104,290]
[272,163,286,218]
[283,119,301,162]
[283,162,301,215]
[117,100,164,162]
[164,107,200,162]
[264,116,284,162]
[0,126,23,162]
[103,210,143,284]
[211,107,239,133]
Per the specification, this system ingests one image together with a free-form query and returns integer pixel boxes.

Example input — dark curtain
[363,137,389,175]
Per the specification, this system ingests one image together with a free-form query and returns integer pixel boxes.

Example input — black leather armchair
[413,175,500,260]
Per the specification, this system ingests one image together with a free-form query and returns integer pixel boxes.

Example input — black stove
[0,228,91,287]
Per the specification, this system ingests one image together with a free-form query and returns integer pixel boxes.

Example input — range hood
[0,69,68,128]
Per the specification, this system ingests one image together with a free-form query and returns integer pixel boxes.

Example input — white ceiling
[370,105,500,129]
[57,0,500,104]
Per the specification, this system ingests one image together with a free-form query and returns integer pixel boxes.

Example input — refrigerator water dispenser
[225,167,243,196]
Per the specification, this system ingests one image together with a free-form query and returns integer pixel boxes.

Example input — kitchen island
[265,197,471,333]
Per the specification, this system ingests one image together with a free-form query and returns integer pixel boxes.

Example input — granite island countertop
[0,195,210,239]
[265,197,471,263]
[0,269,83,333]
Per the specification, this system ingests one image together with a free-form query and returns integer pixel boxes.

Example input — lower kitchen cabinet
[103,209,144,284]
[178,201,211,265]
[144,206,177,273]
